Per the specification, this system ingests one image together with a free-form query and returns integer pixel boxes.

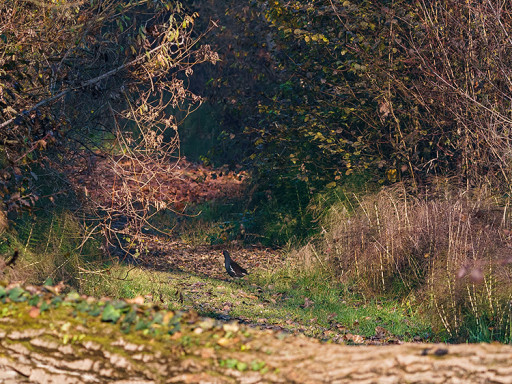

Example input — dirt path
[134,239,284,280]
[74,156,285,278]
[71,157,425,346]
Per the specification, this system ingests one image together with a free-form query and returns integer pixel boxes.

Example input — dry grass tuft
[302,182,512,341]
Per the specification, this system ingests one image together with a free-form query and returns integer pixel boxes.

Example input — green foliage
[102,303,122,323]
[249,0,431,185]
[190,0,424,242]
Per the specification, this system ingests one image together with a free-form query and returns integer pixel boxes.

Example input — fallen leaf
[162,311,175,324]
[352,334,364,344]
[300,297,314,309]
[346,333,364,344]
[28,306,40,318]
[217,337,235,347]
[374,326,389,339]
[223,322,240,332]
[239,291,258,300]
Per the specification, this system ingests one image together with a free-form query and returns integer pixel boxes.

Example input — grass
[79,261,435,343]
[254,268,433,340]
[6,175,505,344]
[0,209,102,287]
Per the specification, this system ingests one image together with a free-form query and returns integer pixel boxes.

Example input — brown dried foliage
[310,182,512,338]
[408,0,512,188]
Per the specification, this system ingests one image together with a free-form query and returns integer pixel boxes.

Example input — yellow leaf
[386,169,398,182]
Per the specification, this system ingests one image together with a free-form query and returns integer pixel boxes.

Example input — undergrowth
[302,181,512,343]
[150,198,256,246]
[3,175,508,344]
[0,209,102,287]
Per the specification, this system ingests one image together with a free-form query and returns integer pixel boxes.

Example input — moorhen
[223,250,249,278]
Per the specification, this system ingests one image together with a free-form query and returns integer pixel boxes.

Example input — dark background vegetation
[2,0,512,343]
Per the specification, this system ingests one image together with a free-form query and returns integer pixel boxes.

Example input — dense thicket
[196,0,512,241]
[3,0,512,244]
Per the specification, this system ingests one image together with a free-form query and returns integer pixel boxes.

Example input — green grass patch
[251,266,435,341]
[79,262,435,343]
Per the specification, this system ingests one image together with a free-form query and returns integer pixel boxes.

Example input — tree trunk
[1,293,511,383]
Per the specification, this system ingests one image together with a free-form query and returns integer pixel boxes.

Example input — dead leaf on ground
[239,291,258,300]
[374,326,389,339]
[301,297,314,309]
[28,307,40,318]
[345,333,364,344]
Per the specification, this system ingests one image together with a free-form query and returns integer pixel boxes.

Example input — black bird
[6,250,19,267]
[223,250,248,278]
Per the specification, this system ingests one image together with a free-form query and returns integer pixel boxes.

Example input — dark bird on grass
[6,250,19,267]
[223,250,248,278]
